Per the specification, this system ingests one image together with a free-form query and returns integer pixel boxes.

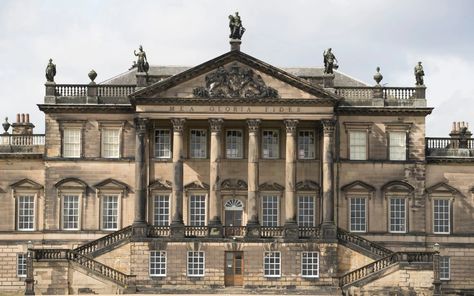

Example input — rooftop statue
[229,12,245,40]
[45,58,56,82]
[414,61,424,85]
[134,45,149,73]
[323,48,338,74]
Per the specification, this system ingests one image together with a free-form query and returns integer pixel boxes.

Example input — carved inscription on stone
[193,63,278,99]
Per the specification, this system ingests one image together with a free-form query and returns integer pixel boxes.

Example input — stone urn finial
[88,69,97,82]
[373,66,383,86]
[2,117,10,133]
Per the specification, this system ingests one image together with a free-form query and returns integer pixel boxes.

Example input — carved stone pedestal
[208,223,223,238]
[320,222,337,240]
[230,39,241,51]
[246,223,261,238]
[170,222,185,239]
[323,74,335,88]
[131,223,148,239]
[284,222,299,240]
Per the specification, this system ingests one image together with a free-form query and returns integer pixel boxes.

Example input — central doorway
[225,251,244,286]
[224,199,244,236]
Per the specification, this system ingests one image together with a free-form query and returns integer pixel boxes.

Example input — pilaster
[321,119,336,239]
[284,119,299,239]
[209,118,224,237]
[170,118,186,238]
[246,119,261,237]
[133,117,149,237]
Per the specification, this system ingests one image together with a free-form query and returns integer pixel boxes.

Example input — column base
[284,221,299,240]
[320,222,337,240]
[246,222,261,238]
[131,222,148,239]
[208,220,223,237]
[170,221,185,238]
[25,279,35,295]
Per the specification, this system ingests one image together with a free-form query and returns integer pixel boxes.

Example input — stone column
[433,247,442,296]
[209,118,224,236]
[246,119,261,237]
[284,119,299,239]
[133,117,148,237]
[321,119,337,239]
[170,118,186,238]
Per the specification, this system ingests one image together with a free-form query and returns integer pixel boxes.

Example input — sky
[0,0,473,135]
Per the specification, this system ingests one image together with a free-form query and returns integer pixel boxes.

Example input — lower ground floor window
[264,251,281,277]
[17,253,27,277]
[301,252,319,278]
[187,251,205,277]
[149,251,167,277]
[440,256,450,280]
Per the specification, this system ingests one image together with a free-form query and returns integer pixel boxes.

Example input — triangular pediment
[341,181,375,193]
[131,51,340,103]
[10,178,43,190]
[94,178,130,192]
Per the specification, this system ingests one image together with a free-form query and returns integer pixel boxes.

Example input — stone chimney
[11,113,35,135]
[449,121,471,139]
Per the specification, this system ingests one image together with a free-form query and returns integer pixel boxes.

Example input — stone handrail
[298,226,321,238]
[426,137,474,158]
[223,226,247,237]
[339,251,434,287]
[0,134,45,146]
[54,84,88,97]
[97,85,136,97]
[337,228,393,258]
[184,226,208,237]
[148,225,170,237]
[260,226,284,238]
[334,86,421,101]
[74,225,132,256]
[335,87,374,100]
[50,84,136,97]
[34,249,69,260]
[382,87,416,100]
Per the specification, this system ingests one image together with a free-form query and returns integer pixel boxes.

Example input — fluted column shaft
[321,119,336,224]
[247,119,261,225]
[284,120,298,224]
[133,118,148,225]
[171,118,186,225]
[209,118,223,225]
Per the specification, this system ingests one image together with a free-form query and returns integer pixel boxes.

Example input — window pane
[63,128,81,158]
[190,195,206,226]
[301,252,319,278]
[349,131,367,160]
[153,195,169,226]
[226,130,243,159]
[389,198,406,233]
[18,195,34,230]
[433,199,450,234]
[17,253,27,277]
[389,132,406,161]
[190,129,207,158]
[298,195,315,227]
[102,128,120,158]
[187,251,205,277]
[264,252,281,277]
[262,195,279,226]
[298,131,315,159]
[149,251,167,276]
[440,256,450,280]
[63,195,79,230]
[262,130,279,159]
[102,195,118,230]
[350,197,366,232]
[155,129,171,158]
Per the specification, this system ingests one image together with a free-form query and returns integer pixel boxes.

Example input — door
[225,251,244,286]
[225,210,243,236]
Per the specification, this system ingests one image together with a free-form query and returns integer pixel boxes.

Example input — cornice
[336,106,433,116]
[38,104,133,113]
[133,97,335,106]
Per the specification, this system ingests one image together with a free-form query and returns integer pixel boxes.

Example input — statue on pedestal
[323,48,338,74]
[134,45,149,73]
[229,12,245,40]
[45,58,56,82]
[414,61,425,85]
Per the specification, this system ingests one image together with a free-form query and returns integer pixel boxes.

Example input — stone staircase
[74,225,132,257]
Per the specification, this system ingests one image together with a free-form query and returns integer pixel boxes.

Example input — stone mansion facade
[1,38,473,295]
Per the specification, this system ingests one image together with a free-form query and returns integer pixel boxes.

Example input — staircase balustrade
[337,228,393,258]
[74,225,132,256]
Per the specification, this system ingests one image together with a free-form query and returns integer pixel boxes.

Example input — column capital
[209,118,224,133]
[134,117,149,135]
[171,118,186,134]
[247,119,261,133]
[321,119,336,135]
[284,119,299,135]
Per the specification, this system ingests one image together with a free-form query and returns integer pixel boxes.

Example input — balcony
[426,137,474,160]
[334,86,426,107]
[45,84,136,104]
[0,134,45,154]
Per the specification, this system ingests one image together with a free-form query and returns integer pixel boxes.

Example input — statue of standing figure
[414,61,425,85]
[45,58,56,82]
[229,12,245,40]
[134,45,149,73]
[323,48,338,74]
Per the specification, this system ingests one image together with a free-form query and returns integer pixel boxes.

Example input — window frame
[149,251,167,277]
[100,193,121,231]
[16,194,36,231]
[440,256,450,281]
[154,128,172,159]
[263,251,281,278]
[388,197,407,234]
[348,130,368,160]
[101,127,121,158]
[225,129,244,159]
[297,130,316,160]
[62,127,82,158]
[17,253,27,278]
[187,251,205,277]
[388,131,407,161]
[152,193,170,226]
[297,194,316,227]
[188,193,207,226]
[349,196,367,233]
[261,129,280,159]
[189,129,208,159]
[261,194,280,227]
[301,251,319,278]
[433,198,451,234]
[61,193,81,231]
